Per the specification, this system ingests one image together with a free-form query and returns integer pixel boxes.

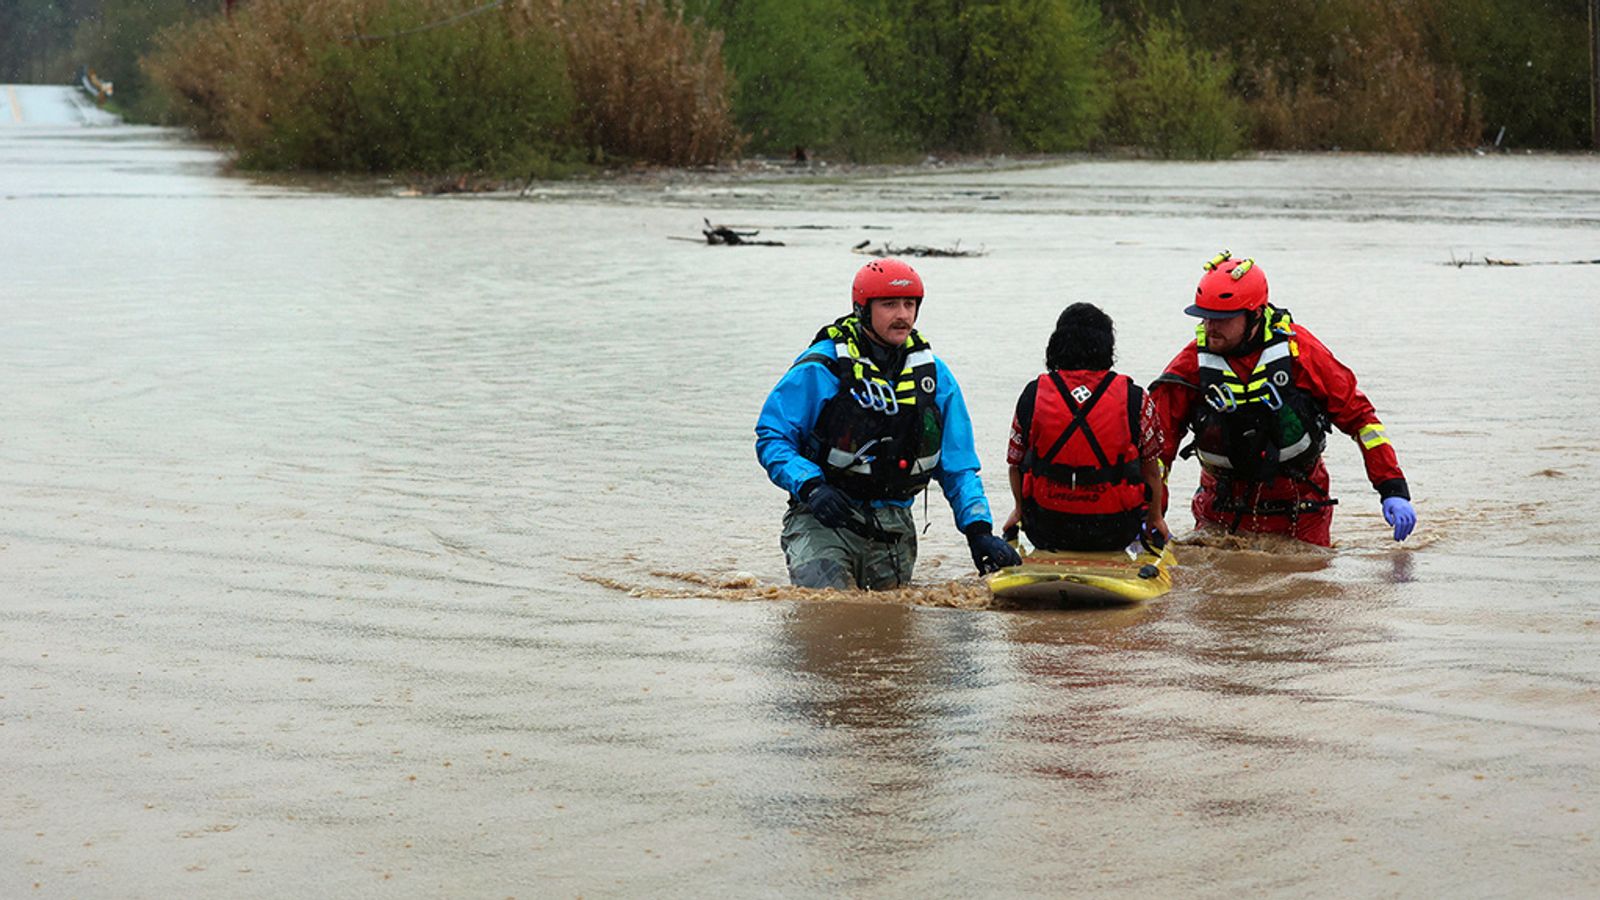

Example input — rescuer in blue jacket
[756,259,1019,589]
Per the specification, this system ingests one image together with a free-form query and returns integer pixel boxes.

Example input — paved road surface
[0,83,120,126]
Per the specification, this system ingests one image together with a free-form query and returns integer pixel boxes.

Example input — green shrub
[683,0,885,159]
[252,5,572,172]
[1107,15,1243,158]
[146,0,575,174]
[961,0,1109,151]
[854,0,1108,154]
[1431,0,1589,148]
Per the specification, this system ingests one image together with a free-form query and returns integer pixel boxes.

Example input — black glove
[1139,523,1168,553]
[800,480,853,529]
[965,522,1021,574]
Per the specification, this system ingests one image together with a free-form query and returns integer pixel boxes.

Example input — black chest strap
[1040,371,1115,467]
[1024,372,1141,486]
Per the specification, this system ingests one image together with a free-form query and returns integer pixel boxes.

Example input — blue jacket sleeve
[755,341,837,498]
[931,359,994,531]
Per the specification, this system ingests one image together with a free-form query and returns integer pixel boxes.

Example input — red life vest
[1022,370,1146,518]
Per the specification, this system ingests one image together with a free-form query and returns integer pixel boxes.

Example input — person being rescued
[1002,302,1170,553]
[1147,251,1418,547]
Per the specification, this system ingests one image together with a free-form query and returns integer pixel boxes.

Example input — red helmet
[1186,250,1268,318]
[851,258,923,313]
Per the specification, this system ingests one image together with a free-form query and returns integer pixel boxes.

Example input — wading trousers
[780,501,918,590]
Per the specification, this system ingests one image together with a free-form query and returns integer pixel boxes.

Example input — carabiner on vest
[1205,382,1238,413]
[1261,380,1284,411]
[851,379,899,415]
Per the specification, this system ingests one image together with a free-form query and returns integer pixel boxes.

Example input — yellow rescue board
[986,544,1178,606]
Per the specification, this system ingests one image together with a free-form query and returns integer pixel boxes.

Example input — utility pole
[1592,0,1600,150]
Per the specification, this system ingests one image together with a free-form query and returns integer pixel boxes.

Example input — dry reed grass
[146,0,742,171]
[514,0,744,166]
[147,0,430,150]
[1244,0,1481,151]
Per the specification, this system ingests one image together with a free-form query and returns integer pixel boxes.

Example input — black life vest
[796,316,942,501]
[1182,305,1329,482]
[1022,370,1146,517]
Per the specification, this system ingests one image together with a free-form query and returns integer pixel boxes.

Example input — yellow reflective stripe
[1359,424,1389,449]
[863,377,920,401]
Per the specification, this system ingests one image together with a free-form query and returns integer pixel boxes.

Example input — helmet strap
[1240,308,1269,353]
[856,300,883,343]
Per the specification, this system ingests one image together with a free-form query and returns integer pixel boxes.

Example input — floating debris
[852,239,986,258]
[1447,252,1600,268]
[669,217,785,246]
[716,223,891,231]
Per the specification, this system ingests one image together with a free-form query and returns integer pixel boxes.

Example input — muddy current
[2,124,1598,897]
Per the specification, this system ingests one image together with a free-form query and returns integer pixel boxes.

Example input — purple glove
[1382,497,1416,541]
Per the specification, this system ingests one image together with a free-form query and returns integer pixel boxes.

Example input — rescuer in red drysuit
[1148,252,1417,546]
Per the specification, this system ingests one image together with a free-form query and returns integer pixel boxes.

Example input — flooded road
[0,84,120,127]
[3,123,1598,897]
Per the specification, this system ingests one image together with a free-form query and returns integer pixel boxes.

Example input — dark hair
[1045,302,1116,371]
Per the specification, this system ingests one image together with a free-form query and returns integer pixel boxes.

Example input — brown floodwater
[2,121,1598,897]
